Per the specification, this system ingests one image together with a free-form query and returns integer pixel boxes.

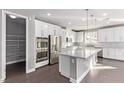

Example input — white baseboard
[70,68,90,83]
[26,68,35,74]
[6,59,25,65]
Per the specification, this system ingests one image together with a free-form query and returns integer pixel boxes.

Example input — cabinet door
[48,24,54,35]
[40,22,48,37]
[61,29,66,48]
[58,27,63,36]
[108,48,115,59]
[76,32,83,42]
[71,31,76,42]
[114,27,120,42]
[106,29,114,42]
[59,55,70,77]
[35,20,41,37]
[54,26,61,36]
[115,49,124,60]
[120,27,124,42]
[98,30,106,42]
[103,48,115,59]
[103,48,109,58]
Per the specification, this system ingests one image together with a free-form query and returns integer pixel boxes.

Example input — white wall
[26,16,36,72]
[0,10,36,81]
[0,10,3,81]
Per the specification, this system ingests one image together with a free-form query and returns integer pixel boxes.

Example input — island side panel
[76,58,91,82]
[59,55,70,78]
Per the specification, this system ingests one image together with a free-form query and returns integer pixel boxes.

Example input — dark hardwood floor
[4,58,124,83]
[5,62,69,83]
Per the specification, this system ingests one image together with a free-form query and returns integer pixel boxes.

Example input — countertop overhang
[59,46,102,59]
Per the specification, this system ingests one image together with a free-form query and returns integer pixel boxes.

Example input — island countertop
[59,46,102,59]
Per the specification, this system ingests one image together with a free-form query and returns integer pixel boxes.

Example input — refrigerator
[48,35,62,65]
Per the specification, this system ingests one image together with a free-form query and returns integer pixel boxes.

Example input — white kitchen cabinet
[119,27,124,42]
[98,29,106,42]
[48,24,54,35]
[114,27,120,42]
[61,29,67,48]
[41,22,49,37]
[103,48,115,59]
[35,20,42,37]
[59,55,70,78]
[108,48,115,59]
[57,27,63,36]
[106,29,114,42]
[54,25,61,36]
[98,27,124,43]
[103,48,124,61]
[99,28,114,42]
[115,49,124,60]
[76,32,84,42]
[72,31,76,42]
[35,20,48,37]
[103,48,109,58]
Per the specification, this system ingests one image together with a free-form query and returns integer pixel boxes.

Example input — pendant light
[84,9,89,43]
[86,9,89,32]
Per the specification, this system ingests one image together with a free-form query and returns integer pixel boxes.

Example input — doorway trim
[1,10,29,81]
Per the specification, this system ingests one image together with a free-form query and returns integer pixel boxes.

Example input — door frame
[1,10,29,81]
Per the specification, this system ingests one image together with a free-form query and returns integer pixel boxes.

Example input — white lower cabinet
[59,55,70,78]
[103,48,124,61]
[115,49,124,60]
[103,48,111,59]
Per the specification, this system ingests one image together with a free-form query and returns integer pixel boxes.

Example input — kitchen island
[59,46,101,83]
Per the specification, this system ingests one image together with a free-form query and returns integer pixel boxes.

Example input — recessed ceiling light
[47,13,51,16]
[103,13,108,16]
[68,22,71,25]
[9,15,16,19]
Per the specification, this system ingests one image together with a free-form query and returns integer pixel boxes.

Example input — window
[85,31,97,44]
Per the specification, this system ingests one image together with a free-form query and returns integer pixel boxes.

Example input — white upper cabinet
[35,20,63,37]
[98,29,106,42]
[119,27,124,42]
[48,24,54,35]
[98,27,124,42]
[35,20,48,37]
[35,20,42,37]
[61,29,67,48]
[114,27,120,42]
[41,22,49,37]
[106,28,114,42]
[76,32,84,42]
[54,25,61,36]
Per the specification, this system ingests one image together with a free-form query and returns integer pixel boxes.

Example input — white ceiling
[7,9,124,30]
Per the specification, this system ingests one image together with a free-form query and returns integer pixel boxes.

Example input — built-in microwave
[36,37,48,49]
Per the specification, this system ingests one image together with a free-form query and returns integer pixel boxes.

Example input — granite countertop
[59,46,102,59]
